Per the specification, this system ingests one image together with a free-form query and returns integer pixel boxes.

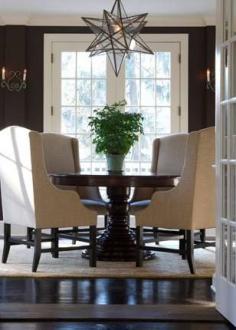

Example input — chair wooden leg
[2,223,11,263]
[186,230,195,274]
[136,226,143,267]
[89,225,96,267]
[72,226,78,245]
[200,229,206,246]
[104,214,108,228]
[51,228,59,258]
[27,227,33,249]
[180,230,186,259]
[153,227,159,245]
[32,229,41,272]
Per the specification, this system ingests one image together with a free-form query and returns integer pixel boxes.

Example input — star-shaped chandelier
[82,0,153,76]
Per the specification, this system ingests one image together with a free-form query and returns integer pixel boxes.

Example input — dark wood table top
[50,172,179,188]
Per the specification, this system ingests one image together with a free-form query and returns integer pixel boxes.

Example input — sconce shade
[82,0,153,76]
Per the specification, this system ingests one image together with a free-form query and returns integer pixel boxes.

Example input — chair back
[42,133,79,174]
[42,133,102,201]
[192,127,216,228]
[0,126,36,227]
[132,133,188,201]
[152,133,188,175]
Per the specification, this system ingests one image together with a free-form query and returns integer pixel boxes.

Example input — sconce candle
[2,67,5,80]
[23,69,27,82]
[206,68,215,93]
[207,69,211,83]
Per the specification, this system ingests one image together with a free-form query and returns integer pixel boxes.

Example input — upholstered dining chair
[131,133,188,243]
[0,126,97,272]
[41,132,107,248]
[132,127,216,273]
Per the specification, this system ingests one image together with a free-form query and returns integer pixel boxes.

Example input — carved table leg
[96,186,136,261]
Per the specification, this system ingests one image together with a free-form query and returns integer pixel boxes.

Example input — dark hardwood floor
[0,278,233,330]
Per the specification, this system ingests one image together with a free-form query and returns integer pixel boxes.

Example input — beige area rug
[0,239,215,279]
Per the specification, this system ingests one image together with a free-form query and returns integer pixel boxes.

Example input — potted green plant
[89,100,143,172]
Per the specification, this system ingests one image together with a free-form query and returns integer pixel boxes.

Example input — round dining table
[50,172,179,262]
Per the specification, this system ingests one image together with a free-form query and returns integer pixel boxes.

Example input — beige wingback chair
[133,127,216,273]
[0,126,97,272]
[40,132,106,250]
[131,133,188,244]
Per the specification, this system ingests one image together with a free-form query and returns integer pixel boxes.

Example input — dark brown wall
[0,25,215,132]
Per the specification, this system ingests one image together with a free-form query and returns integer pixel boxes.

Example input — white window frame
[44,33,188,133]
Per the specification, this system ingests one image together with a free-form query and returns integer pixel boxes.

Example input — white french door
[44,34,188,173]
[215,0,236,326]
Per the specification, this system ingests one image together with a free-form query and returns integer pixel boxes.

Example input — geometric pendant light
[82,0,153,76]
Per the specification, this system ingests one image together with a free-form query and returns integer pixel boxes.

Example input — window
[44,34,188,173]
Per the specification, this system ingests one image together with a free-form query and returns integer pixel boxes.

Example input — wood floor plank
[0,303,224,322]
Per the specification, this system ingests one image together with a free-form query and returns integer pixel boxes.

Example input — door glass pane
[60,52,107,172]
[230,226,236,283]
[222,224,228,278]
[222,47,229,101]
[232,42,236,97]
[224,0,230,40]
[230,104,236,159]
[230,165,236,221]
[222,164,228,219]
[125,50,173,173]
[222,105,228,159]
[61,80,76,106]
[61,52,76,78]
[61,107,76,134]
[232,0,236,36]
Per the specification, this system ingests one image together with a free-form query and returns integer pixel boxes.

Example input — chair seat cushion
[81,199,107,214]
[130,200,150,213]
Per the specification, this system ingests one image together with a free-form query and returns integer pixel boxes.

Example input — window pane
[61,107,76,134]
[141,107,155,133]
[61,52,76,78]
[156,107,171,134]
[156,52,171,78]
[92,80,106,106]
[141,79,155,106]
[140,135,155,161]
[77,52,91,78]
[92,55,106,78]
[156,80,171,106]
[77,79,91,106]
[126,143,139,161]
[61,80,76,106]
[78,134,92,161]
[125,53,140,78]
[77,107,91,134]
[126,79,140,106]
[141,54,155,78]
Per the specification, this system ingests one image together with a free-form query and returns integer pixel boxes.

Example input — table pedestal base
[82,186,156,262]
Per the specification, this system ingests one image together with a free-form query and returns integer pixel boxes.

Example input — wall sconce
[206,68,215,93]
[1,67,27,92]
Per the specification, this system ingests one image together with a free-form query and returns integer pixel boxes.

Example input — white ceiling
[0,0,216,25]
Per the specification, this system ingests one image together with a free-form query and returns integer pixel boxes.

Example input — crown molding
[0,14,216,27]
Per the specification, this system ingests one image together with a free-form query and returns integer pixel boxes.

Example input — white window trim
[44,33,188,133]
